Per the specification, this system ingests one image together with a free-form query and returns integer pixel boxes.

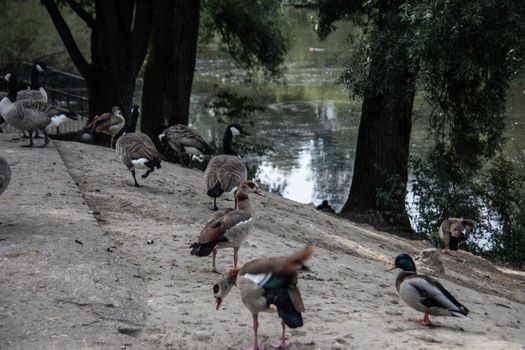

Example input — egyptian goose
[0,73,78,147]
[191,180,264,273]
[204,123,250,210]
[213,246,314,350]
[113,105,162,187]
[86,106,126,148]
[388,253,469,326]
[0,156,10,196]
[438,218,475,255]
[156,124,214,165]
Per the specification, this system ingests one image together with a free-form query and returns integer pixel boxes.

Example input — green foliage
[208,88,265,123]
[0,0,90,72]
[412,154,525,266]
[202,0,290,75]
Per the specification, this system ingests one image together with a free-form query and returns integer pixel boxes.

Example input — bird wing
[118,133,160,161]
[168,125,212,154]
[197,210,252,244]
[17,90,46,102]
[404,275,468,314]
[16,100,73,117]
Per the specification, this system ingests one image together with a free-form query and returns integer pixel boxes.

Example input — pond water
[189,8,525,213]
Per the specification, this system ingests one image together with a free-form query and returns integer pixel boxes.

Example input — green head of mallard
[389,253,417,273]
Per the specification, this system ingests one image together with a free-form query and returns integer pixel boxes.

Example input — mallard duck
[191,180,264,273]
[388,253,469,326]
[438,218,475,255]
[213,246,314,350]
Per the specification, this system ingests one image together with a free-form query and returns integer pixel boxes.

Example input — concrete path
[0,134,145,350]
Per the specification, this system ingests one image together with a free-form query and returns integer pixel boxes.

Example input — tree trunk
[341,4,415,231]
[141,0,201,138]
[42,0,152,126]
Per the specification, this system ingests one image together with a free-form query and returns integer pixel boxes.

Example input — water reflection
[189,8,525,213]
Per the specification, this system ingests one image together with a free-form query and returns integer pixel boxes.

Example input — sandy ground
[2,135,524,349]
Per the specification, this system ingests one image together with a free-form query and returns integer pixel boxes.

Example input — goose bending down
[191,180,264,273]
[438,218,475,255]
[0,73,78,147]
[156,124,214,165]
[214,246,314,350]
[388,253,469,326]
[114,105,162,187]
[86,106,126,148]
[204,123,250,210]
[0,156,11,196]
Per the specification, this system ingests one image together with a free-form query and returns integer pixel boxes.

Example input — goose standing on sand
[214,246,314,350]
[156,124,214,166]
[191,180,264,273]
[205,123,250,210]
[0,156,11,196]
[388,253,469,326]
[0,73,78,147]
[86,106,126,148]
[439,218,475,255]
[114,105,162,187]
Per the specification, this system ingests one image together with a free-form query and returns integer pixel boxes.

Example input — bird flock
[0,63,477,350]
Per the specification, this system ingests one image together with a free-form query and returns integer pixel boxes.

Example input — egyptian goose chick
[205,123,250,210]
[0,156,11,196]
[214,246,314,350]
[86,106,126,148]
[114,105,161,187]
[388,253,469,326]
[191,180,264,273]
[156,124,214,166]
[0,73,78,147]
[438,218,475,255]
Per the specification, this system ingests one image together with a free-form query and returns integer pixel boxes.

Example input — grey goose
[204,123,250,210]
[113,105,162,187]
[0,73,78,147]
[156,124,214,165]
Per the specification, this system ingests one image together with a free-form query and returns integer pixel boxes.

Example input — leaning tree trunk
[340,4,416,232]
[141,0,201,138]
[42,0,152,125]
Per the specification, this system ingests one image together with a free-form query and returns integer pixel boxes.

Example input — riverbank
[1,135,524,349]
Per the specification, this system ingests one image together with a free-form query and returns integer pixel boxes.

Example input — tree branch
[64,0,95,28]
[41,0,90,77]
[130,0,153,75]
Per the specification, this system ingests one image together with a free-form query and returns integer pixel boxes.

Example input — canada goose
[17,62,50,102]
[438,218,475,255]
[388,253,469,326]
[191,180,264,273]
[0,73,78,147]
[204,123,250,210]
[114,105,162,187]
[0,156,11,196]
[0,81,30,133]
[86,106,126,148]
[156,124,214,165]
[214,246,314,350]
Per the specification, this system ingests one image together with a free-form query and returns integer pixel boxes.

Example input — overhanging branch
[64,0,95,28]
[41,0,90,77]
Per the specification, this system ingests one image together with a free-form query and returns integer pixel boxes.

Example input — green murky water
[189,8,525,213]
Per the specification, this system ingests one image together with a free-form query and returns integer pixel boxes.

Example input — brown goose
[388,253,469,326]
[204,123,250,210]
[86,106,126,148]
[190,180,264,273]
[156,124,213,165]
[114,105,161,187]
[438,218,475,255]
[0,73,78,147]
[0,156,11,196]
[214,246,314,350]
